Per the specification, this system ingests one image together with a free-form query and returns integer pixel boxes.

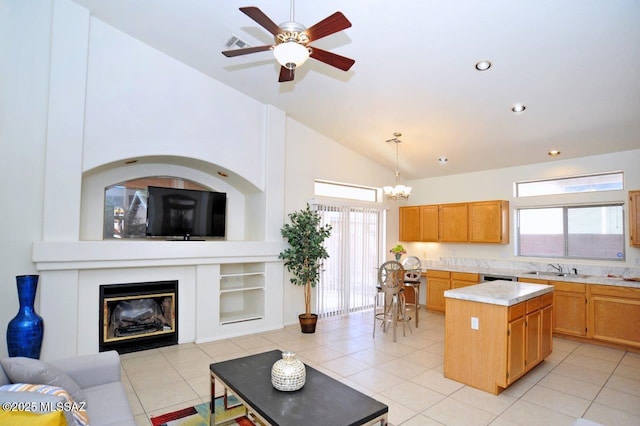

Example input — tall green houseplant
[279,205,332,332]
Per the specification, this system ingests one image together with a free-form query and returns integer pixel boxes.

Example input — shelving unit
[219,263,265,325]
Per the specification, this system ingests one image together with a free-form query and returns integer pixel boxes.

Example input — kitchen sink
[522,271,591,279]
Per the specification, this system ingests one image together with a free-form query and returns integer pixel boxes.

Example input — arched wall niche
[80,158,261,241]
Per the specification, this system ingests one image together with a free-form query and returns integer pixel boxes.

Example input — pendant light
[383,132,412,200]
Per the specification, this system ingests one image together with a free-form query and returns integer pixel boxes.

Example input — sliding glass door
[315,204,386,317]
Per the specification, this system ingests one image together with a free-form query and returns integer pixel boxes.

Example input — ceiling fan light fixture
[273,41,310,69]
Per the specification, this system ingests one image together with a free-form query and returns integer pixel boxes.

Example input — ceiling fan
[222,3,355,82]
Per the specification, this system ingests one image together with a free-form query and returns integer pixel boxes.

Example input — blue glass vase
[6,275,44,359]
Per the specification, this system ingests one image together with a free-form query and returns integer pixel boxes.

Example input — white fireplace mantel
[33,240,285,271]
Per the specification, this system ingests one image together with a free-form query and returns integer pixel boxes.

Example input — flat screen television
[146,186,226,239]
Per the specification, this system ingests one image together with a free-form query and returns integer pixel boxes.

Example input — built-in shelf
[219,263,265,325]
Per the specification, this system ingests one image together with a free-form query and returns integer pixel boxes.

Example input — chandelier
[383,132,412,200]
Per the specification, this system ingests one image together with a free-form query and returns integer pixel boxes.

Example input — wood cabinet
[445,291,553,394]
[519,277,640,350]
[630,190,640,247]
[519,277,587,337]
[589,284,640,349]
[399,206,420,242]
[507,303,526,383]
[550,281,587,337]
[439,203,468,242]
[426,269,450,313]
[426,270,480,312]
[506,292,553,386]
[468,200,510,244]
[399,200,509,243]
[419,205,439,241]
[451,272,480,289]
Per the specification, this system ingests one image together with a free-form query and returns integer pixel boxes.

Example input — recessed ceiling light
[438,156,449,164]
[548,150,561,156]
[475,60,492,71]
[511,104,526,113]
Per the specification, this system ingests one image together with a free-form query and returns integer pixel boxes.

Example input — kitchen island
[444,281,554,394]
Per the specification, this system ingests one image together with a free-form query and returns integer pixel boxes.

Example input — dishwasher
[479,273,517,282]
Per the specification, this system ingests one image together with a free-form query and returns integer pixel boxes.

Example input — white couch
[0,351,136,426]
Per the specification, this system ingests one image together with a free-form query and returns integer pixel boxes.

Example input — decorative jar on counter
[271,351,306,391]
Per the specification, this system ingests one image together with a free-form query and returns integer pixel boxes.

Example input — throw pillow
[0,357,86,404]
[0,383,89,426]
[0,409,68,426]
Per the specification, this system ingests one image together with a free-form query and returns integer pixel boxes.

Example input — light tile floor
[121,309,640,426]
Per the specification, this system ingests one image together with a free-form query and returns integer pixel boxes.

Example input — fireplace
[99,281,178,354]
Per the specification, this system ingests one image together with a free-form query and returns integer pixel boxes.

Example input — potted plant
[390,244,406,261]
[279,204,332,333]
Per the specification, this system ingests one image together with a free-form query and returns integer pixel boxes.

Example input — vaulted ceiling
[72,0,640,179]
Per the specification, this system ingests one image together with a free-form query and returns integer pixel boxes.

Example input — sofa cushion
[0,409,68,426]
[0,389,74,425]
[83,381,137,426]
[0,383,89,426]
[0,357,86,404]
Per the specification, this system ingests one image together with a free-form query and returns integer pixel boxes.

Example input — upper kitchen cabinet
[468,200,510,244]
[399,204,439,242]
[399,200,510,243]
[419,205,440,241]
[399,206,421,241]
[630,190,640,247]
[439,203,468,242]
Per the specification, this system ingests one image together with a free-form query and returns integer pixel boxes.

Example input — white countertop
[425,263,640,289]
[444,281,554,306]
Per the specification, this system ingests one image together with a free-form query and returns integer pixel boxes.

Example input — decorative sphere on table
[271,351,306,391]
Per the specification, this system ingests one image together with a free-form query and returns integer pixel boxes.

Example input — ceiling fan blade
[222,45,273,57]
[278,66,295,83]
[309,46,355,71]
[239,6,281,36]
[305,12,352,42]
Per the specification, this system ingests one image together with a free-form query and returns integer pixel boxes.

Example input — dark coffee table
[210,350,388,426]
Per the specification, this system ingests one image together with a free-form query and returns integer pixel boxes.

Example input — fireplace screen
[100,281,178,353]
[104,293,175,342]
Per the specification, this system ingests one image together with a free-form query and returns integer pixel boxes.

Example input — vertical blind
[314,203,386,317]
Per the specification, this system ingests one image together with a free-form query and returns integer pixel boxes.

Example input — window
[517,204,625,260]
[314,180,378,202]
[516,172,623,197]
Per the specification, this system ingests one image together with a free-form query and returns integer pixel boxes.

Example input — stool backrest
[402,256,422,283]
[378,261,405,295]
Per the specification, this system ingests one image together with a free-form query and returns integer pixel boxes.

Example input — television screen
[146,186,226,239]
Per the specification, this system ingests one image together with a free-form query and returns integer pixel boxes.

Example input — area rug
[150,395,254,426]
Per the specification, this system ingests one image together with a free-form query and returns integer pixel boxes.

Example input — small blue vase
[6,275,44,359]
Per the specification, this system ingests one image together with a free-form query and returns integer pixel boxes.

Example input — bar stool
[402,256,422,327]
[373,260,412,342]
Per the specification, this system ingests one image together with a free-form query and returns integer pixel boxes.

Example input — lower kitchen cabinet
[426,270,450,312]
[451,272,480,289]
[445,291,553,394]
[550,281,587,337]
[426,270,479,312]
[519,277,587,338]
[589,284,640,349]
[507,293,553,386]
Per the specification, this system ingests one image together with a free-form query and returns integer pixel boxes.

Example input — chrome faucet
[548,263,563,273]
